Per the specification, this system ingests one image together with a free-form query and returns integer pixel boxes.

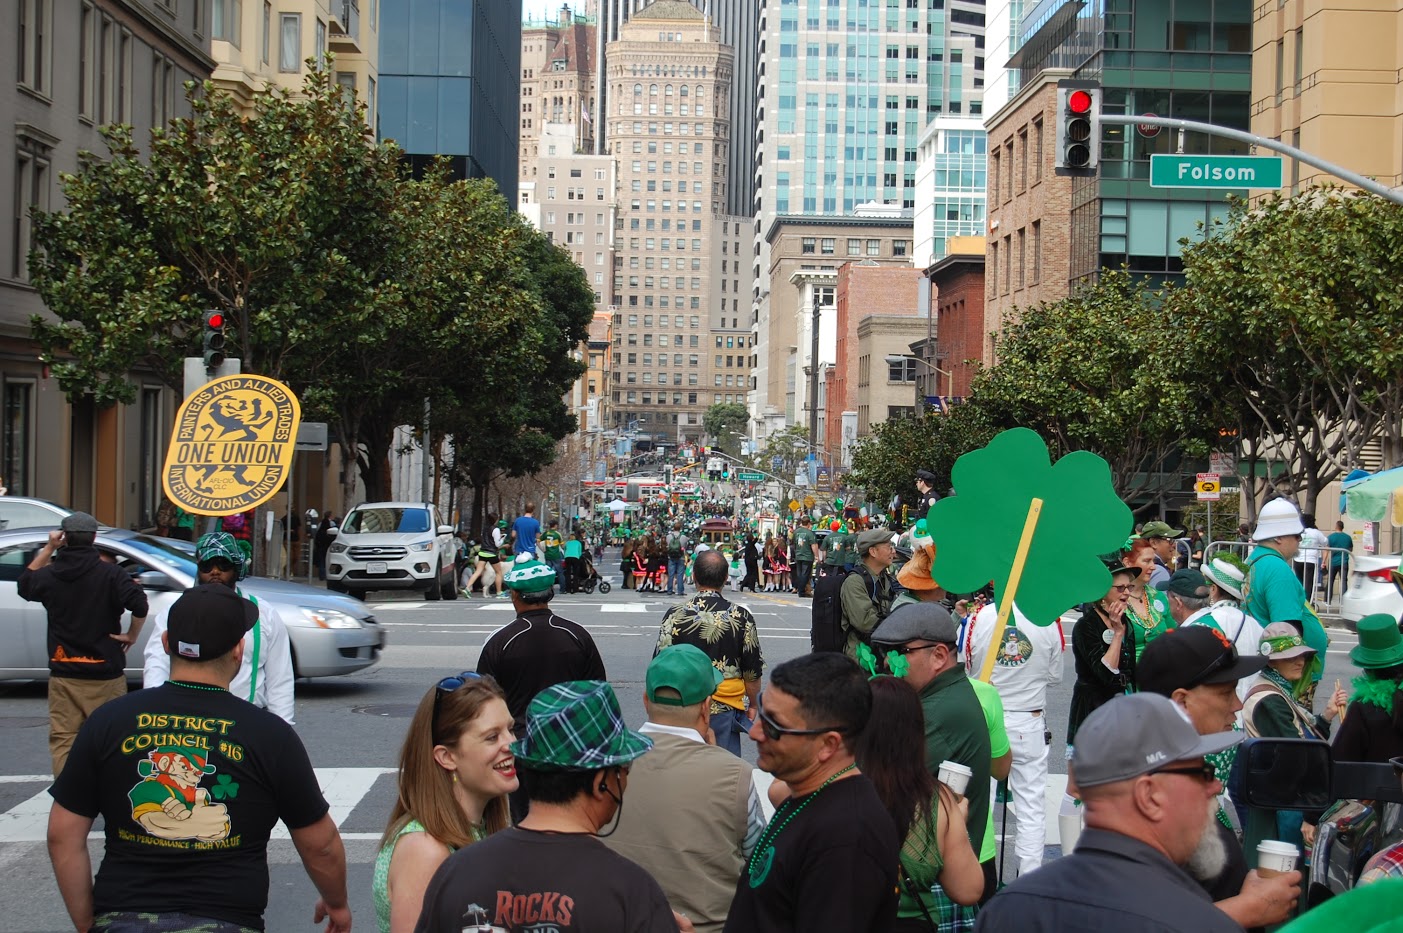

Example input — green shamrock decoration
[210,773,240,800]
[927,428,1131,626]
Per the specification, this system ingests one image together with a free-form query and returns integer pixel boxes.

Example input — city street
[0,569,1366,932]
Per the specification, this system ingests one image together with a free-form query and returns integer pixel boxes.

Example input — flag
[581,101,592,125]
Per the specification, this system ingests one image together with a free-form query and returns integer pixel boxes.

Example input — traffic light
[202,310,226,370]
[722,464,730,480]
[1055,80,1101,176]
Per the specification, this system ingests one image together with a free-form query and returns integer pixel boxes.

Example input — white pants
[1005,710,1049,876]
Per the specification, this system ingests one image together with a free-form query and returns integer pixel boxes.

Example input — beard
[1184,797,1229,882]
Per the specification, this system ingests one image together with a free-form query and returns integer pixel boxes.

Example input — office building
[983,0,1252,363]
[1252,1,1403,190]
[983,0,1026,115]
[594,0,759,218]
[913,115,988,268]
[748,0,986,438]
[605,0,751,445]
[379,0,522,203]
[3,0,214,524]
[210,0,379,123]
[519,5,597,186]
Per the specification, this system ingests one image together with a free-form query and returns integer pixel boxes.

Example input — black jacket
[18,545,149,679]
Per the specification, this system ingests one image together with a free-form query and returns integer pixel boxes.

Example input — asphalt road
[0,568,1366,933]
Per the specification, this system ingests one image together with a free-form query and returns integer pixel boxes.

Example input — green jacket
[840,565,894,659]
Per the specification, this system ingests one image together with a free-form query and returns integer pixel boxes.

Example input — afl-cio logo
[161,375,302,516]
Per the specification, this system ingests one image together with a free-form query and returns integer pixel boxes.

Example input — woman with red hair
[1122,537,1175,660]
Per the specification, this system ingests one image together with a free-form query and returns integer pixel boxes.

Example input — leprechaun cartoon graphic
[128,746,232,842]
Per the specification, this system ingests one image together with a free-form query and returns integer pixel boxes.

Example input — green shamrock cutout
[210,773,240,800]
[927,428,1131,626]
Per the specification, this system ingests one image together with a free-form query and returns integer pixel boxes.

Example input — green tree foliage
[1175,187,1403,512]
[848,403,995,518]
[760,425,815,479]
[703,402,748,452]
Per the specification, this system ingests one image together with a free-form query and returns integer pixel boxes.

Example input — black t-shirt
[49,683,329,930]
[723,773,899,933]
[477,609,607,732]
[413,827,677,933]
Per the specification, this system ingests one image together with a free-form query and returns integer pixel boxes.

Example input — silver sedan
[0,527,385,680]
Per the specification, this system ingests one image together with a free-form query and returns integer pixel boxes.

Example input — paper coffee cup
[1256,840,1299,877]
[938,760,973,796]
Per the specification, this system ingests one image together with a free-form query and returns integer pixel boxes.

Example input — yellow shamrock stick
[979,498,1044,684]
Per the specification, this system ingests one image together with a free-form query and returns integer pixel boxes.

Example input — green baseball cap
[646,644,723,706]
[511,680,653,772]
[504,556,556,593]
[1139,520,1182,539]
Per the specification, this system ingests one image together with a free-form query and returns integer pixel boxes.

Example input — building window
[888,358,917,383]
[12,145,50,281]
[315,19,326,68]
[3,381,33,497]
[279,13,301,72]
[138,387,163,528]
[866,239,881,256]
[1017,228,1026,290]
[213,0,242,46]
[887,406,916,420]
[262,1,271,63]
[820,237,834,254]
[801,237,816,254]
[152,54,175,128]
[1031,221,1041,285]
[18,0,53,95]
[78,3,96,119]
[893,240,908,257]
[1031,117,1044,184]
[1017,128,1028,192]
[847,238,862,256]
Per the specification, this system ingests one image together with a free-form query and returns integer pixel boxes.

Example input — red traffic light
[1067,89,1093,114]
[205,312,224,329]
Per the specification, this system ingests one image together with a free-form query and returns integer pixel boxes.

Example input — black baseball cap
[1137,626,1266,696]
[166,583,257,662]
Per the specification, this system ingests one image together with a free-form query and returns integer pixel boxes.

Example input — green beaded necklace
[747,763,856,888]
[167,680,227,693]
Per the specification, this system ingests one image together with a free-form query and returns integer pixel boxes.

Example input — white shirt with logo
[965,602,1065,713]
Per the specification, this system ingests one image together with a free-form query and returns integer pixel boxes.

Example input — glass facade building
[378,0,522,203]
[1015,0,1252,281]
[927,123,988,263]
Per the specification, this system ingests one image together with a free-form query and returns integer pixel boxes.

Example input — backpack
[667,533,684,559]
[810,565,853,652]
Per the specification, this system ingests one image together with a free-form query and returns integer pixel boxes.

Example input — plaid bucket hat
[196,531,248,581]
[511,680,654,772]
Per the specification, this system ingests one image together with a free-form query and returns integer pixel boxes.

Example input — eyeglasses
[754,694,847,742]
[1148,762,1217,783]
[886,642,949,657]
[432,671,482,724]
[1111,584,1133,592]
[198,558,236,573]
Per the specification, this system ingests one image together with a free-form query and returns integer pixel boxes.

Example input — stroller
[575,550,612,594]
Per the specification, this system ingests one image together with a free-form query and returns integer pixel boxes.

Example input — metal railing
[1201,540,1355,619]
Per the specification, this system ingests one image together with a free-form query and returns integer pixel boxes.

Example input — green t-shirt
[1326,531,1353,568]
[823,532,848,566]
[564,539,584,559]
[542,530,564,561]
[1244,545,1329,689]
[793,527,817,562]
[969,678,1010,863]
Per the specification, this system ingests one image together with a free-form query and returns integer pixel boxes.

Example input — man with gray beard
[1138,626,1301,932]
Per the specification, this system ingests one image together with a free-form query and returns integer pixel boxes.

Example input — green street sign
[735,471,765,482]
[1149,154,1282,189]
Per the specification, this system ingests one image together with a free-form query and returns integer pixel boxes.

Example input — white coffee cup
[1256,840,1299,878]
[1057,811,1083,853]
[938,760,973,796]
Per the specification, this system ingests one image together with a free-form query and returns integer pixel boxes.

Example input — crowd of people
[23,473,1403,932]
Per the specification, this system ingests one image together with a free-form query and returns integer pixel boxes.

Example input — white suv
[325,502,458,601]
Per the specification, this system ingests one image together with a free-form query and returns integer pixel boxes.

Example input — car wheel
[442,568,458,600]
[327,580,348,594]
[599,581,611,594]
[425,562,442,601]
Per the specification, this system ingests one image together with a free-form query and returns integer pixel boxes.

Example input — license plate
[367,561,387,575]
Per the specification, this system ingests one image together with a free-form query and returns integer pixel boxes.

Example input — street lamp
[887,354,954,398]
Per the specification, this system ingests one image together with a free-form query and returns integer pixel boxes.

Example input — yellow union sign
[162,375,302,516]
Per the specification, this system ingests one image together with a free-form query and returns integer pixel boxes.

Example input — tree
[848,403,995,520]
[1175,187,1403,512]
[30,66,403,405]
[970,268,1217,506]
[760,425,815,479]
[703,402,748,453]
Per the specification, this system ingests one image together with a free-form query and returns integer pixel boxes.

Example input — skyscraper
[605,0,751,444]
[592,0,758,218]
[519,6,597,188]
[379,0,522,203]
[748,0,986,436]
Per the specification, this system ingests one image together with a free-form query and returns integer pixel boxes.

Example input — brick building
[982,69,1073,365]
[913,235,985,403]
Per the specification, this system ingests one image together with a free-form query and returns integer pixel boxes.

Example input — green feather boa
[1350,676,1403,714]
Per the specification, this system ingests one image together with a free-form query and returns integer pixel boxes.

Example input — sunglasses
[432,671,482,723]
[1186,644,1239,687]
[754,693,847,742]
[886,642,950,657]
[1148,761,1217,783]
[198,558,236,573]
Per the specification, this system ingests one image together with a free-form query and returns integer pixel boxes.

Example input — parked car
[324,501,458,600]
[1339,553,1403,624]
[0,496,108,531]
[0,527,385,680]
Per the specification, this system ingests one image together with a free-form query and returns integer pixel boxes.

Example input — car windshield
[119,534,199,576]
[343,508,431,535]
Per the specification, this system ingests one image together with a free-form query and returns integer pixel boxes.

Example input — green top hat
[511,680,653,772]
[1351,614,1403,670]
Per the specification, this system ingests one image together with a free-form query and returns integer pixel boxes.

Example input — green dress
[897,798,945,921]
[373,820,477,933]
[1126,588,1174,661]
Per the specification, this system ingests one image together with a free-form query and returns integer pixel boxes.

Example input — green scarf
[1262,667,1322,728]
[1350,675,1403,715]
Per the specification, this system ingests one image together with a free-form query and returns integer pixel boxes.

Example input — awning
[1343,466,1403,523]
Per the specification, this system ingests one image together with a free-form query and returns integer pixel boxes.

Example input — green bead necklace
[168,680,227,693]
[747,763,856,888]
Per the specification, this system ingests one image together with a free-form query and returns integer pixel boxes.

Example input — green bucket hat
[196,531,247,581]
[1351,614,1403,670]
[503,556,556,593]
[511,680,654,772]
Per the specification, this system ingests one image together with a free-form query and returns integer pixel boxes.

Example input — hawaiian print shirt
[655,590,764,715]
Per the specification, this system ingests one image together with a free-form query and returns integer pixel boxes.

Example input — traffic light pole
[1098,114,1403,206]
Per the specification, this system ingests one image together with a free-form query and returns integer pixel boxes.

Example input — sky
[523,0,571,21]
